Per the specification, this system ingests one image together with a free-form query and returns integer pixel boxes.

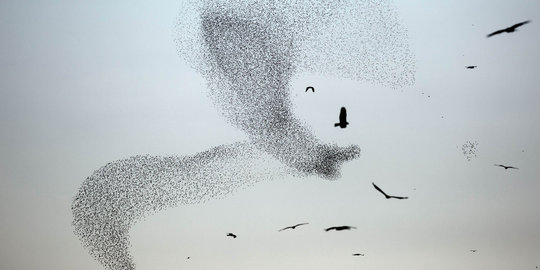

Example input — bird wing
[487,29,505,37]
[372,182,390,197]
[339,107,347,123]
[390,196,408,200]
[278,226,292,231]
[510,20,530,29]
[507,166,518,169]
[294,222,309,227]
[325,227,336,231]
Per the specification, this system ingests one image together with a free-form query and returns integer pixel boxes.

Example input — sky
[1,0,540,269]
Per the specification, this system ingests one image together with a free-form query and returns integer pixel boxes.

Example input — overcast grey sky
[1,1,539,270]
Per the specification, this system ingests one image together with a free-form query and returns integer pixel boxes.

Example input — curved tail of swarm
[72,142,293,270]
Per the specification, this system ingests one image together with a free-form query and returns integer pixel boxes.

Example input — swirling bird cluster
[73,1,415,269]
[71,1,527,270]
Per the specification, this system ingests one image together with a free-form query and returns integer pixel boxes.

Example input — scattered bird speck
[461,140,479,161]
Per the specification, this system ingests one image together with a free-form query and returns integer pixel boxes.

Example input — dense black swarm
[175,0,413,178]
[73,1,414,269]
[73,143,292,270]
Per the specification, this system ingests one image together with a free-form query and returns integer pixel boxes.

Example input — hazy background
[1,1,539,269]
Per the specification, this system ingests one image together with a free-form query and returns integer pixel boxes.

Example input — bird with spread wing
[494,164,518,170]
[372,182,408,199]
[487,20,531,37]
[278,222,309,232]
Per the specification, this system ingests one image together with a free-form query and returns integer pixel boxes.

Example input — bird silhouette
[305,86,315,92]
[352,253,365,256]
[278,222,309,232]
[372,182,408,199]
[324,225,356,231]
[334,107,349,128]
[465,65,477,69]
[494,164,518,170]
[487,20,530,37]
[470,249,477,253]
[226,233,237,238]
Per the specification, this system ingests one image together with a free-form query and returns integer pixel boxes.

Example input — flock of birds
[464,20,531,70]
[186,182,407,261]
[187,182,410,261]
[185,20,531,266]
[465,21,529,169]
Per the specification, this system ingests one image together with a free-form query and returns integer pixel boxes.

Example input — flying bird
[324,225,356,231]
[372,182,408,199]
[470,249,477,253]
[278,222,309,232]
[226,233,237,238]
[352,253,365,256]
[334,107,349,128]
[494,164,518,170]
[487,20,531,37]
[305,86,315,92]
[465,65,477,69]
